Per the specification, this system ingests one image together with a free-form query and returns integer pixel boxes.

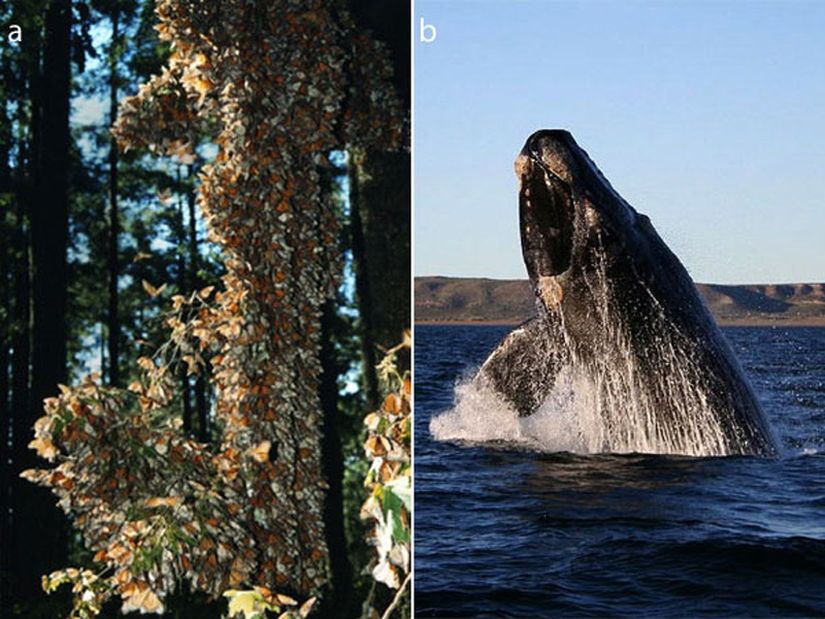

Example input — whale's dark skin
[476,130,778,456]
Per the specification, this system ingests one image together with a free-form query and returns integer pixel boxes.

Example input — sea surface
[414,325,825,617]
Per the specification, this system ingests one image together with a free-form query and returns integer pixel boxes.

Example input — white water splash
[430,367,606,454]
[430,356,731,456]
[429,246,762,456]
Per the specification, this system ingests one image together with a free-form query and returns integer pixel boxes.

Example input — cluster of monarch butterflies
[23,0,403,616]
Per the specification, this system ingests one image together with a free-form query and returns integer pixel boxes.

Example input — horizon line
[414,274,825,287]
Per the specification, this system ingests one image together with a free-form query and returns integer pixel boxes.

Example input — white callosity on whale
[432,130,779,457]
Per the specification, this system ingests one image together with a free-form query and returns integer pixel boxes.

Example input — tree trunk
[345,5,410,617]
[107,7,121,386]
[176,178,193,434]
[17,0,71,596]
[8,34,37,601]
[0,65,11,592]
[180,359,193,436]
[10,188,33,595]
[319,300,352,615]
[186,166,199,289]
[348,167,380,412]
[194,371,208,442]
[348,0,411,398]
[187,170,209,441]
[0,159,11,604]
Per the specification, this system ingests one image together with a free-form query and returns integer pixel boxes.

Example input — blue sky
[414,0,825,284]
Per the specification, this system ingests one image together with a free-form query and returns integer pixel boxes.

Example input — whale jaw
[517,153,575,283]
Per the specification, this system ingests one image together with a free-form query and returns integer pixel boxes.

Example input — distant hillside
[415,277,825,326]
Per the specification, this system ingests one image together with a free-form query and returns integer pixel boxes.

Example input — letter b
[419,17,437,43]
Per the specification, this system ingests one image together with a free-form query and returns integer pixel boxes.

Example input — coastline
[415,277,825,329]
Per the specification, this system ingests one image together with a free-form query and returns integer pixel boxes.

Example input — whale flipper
[476,317,564,417]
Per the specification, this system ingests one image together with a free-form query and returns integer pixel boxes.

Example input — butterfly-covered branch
[22,0,403,616]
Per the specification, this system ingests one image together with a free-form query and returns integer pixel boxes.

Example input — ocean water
[414,325,825,617]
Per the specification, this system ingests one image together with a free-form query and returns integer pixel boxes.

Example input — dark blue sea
[414,325,825,617]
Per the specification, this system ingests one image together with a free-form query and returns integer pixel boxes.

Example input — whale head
[515,129,656,312]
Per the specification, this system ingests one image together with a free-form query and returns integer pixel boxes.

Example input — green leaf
[382,489,409,543]
[385,476,411,511]
[52,417,65,440]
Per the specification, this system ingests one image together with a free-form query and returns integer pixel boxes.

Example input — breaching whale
[474,130,778,456]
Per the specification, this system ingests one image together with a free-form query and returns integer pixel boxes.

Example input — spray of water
[430,251,746,457]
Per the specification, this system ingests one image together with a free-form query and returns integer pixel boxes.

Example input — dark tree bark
[175,172,193,434]
[344,4,411,617]
[349,150,410,349]
[348,171,380,411]
[179,361,193,436]
[0,272,9,603]
[10,188,33,594]
[186,166,199,289]
[319,299,352,615]
[194,370,208,442]
[0,49,9,559]
[7,30,37,600]
[186,170,209,441]
[178,234,193,434]
[107,6,121,386]
[16,0,72,597]
[0,105,12,599]
[348,0,412,404]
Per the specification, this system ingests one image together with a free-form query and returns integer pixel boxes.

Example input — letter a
[8,25,22,44]
[420,17,437,43]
